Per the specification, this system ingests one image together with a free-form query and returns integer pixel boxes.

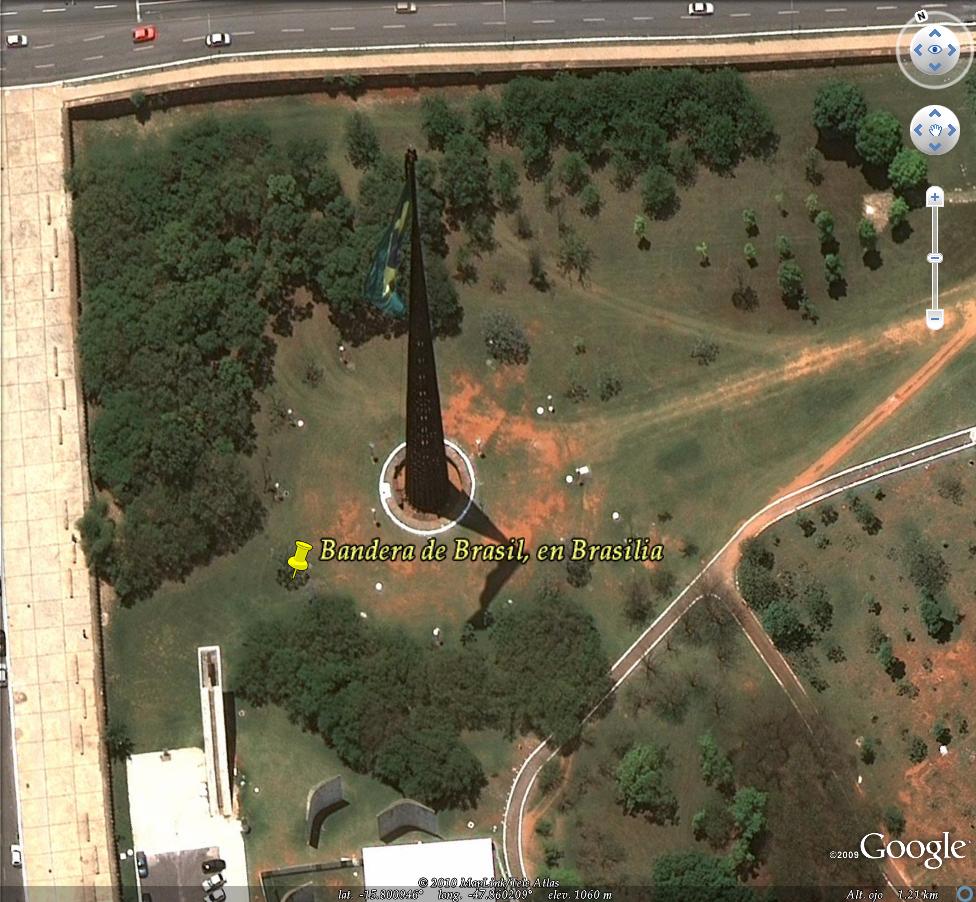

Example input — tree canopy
[616,743,679,823]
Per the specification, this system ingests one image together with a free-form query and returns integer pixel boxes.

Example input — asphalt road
[501,424,976,883]
[1,0,975,87]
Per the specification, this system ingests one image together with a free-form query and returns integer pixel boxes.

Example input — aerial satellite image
[1,2,975,902]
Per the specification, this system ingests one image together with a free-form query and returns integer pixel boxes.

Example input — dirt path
[775,298,976,497]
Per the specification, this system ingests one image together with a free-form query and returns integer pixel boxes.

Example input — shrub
[483,312,530,365]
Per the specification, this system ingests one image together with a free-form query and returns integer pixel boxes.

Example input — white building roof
[362,838,495,887]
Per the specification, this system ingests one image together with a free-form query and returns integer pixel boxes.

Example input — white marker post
[926,185,945,331]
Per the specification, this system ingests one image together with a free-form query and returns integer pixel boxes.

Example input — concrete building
[361,837,495,887]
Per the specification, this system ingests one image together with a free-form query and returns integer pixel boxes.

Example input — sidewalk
[0,85,115,900]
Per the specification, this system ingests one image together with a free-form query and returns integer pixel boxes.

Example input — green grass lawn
[90,62,976,885]
[545,604,881,888]
[758,455,976,885]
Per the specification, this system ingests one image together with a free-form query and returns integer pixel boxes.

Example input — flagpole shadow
[442,483,523,630]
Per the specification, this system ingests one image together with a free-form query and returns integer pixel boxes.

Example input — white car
[688,1,715,14]
[0,662,7,689]
[395,1,417,12]
[205,33,231,47]
[5,34,29,48]
[10,844,23,868]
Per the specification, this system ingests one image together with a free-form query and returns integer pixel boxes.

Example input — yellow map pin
[287,540,313,578]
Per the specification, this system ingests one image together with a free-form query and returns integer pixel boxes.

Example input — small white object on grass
[547,405,554,414]
[375,582,383,591]
[611,511,621,521]
[565,474,574,484]
[296,419,305,428]
[360,611,368,619]
[536,406,545,415]
[254,786,260,794]
[467,821,475,829]
[939,745,949,756]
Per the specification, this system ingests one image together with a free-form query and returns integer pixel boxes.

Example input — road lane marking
[583,18,606,23]
[281,28,305,32]
[330,26,354,30]
[730,11,752,16]
[83,55,104,61]
[42,7,67,12]
[484,20,505,25]
[0,10,19,16]
[35,63,55,68]
[132,44,155,50]
[632,15,654,20]
[876,4,897,9]
[231,30,255,36]
[83,34,106,41]
[825,7,847,11]
[532,19,555,24]
[93,4,118,8]
[778,9,799,13]
[433,23,458,27]
[383,24,405,28]
[182,35,205,42]
[34,43,54,49]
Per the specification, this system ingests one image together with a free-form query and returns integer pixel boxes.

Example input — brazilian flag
[363,183,410,318]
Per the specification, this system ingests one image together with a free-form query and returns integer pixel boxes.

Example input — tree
[598,367,622,401]
[538,759,562,795]
[742,208,758,236]
[482,312,530,365]
[856,110,902,169]
[776,234,794,260]
[616,743,679,823]
[529,246,548,291]
[566,558,592,589]
[579,183,602,218]
[493,158,521,213]
[728,786,768,873]
[860,737,878,764]
[106,720,134,761]
[744,243,757,265]
[345,111,380,169]
[565,368,588,403]
[805,192,821,220]
[919,596,948,640]
[469,94,501,143]
[130,90,150,123]
[692,800,735,849]
[904,536,950,597]
[698,732,735,794]
[777,260,805,303]
[649,567,677,599]
[623,577,653,626]
[858,217,878,252]
[731,273,758,312]
[633,214,649,247]
[907,735,928,764]
[695,241,710,266]
[441,132,493,229]
[804,146,824,184]
[557,226,593,284]
[490,590,611,746]
[813,80,867,140]
[883,806,906,837]
[691,336,720,366]
[933,719,952,745]
[815,209,835,243]
[558,152,590,195]
[651,852,748,902]
[824,253,845,286]
[641,164,677,218]
[420,95,465,151]
[889,196,910,229]
[935,472,965,504]
[77,497,116,580]
[888,147,928,194]
[668,142,697,186]
[762,601,812,653]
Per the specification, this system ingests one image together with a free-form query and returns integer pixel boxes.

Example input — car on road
[135,851,149,879]
[5,34,29,48]
[0,628,6,656]
[395,1,417,12]
[202,874,225,892]
[0,663,7,689]
[205,33,231,48]
[688,1,715,14]
[132,25,157,43]
[206,890,226,902]
[202,858,226,874]
[10,844,23,868]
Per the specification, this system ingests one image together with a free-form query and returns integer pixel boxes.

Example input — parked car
[142,894,152,902]
[135,851,149,879]
[0,663,7,689]
[395,1,417,12]
[688,1,715,14]
[11,845,23,868]
[202,874,225,892]
[132,25,157,43]
[0,627,6,656]
[206,890,226,902]
[202,858,226,874]
[4,34,28,48]
[205,33,231,47]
